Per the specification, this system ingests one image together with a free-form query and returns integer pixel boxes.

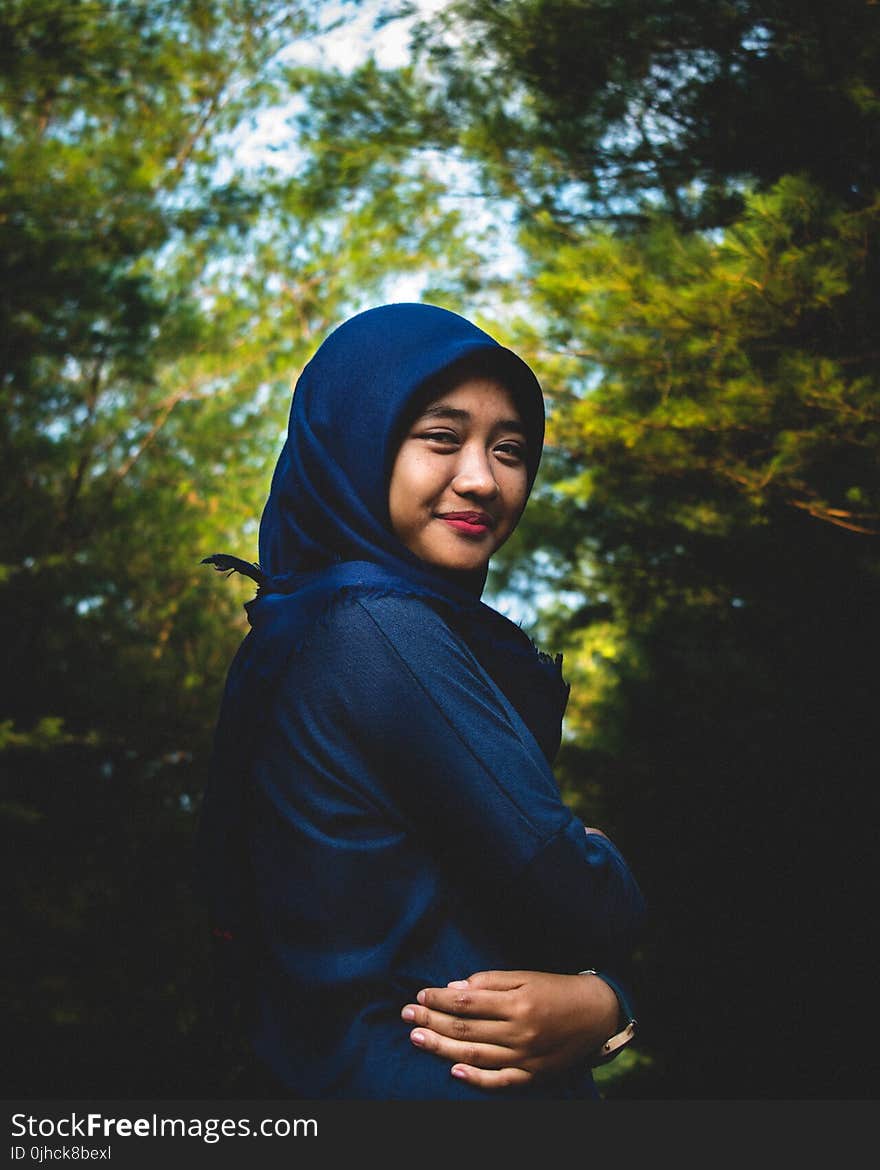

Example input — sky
[228,0,520,305]
[231,0,447,171]
[304,0,449,70]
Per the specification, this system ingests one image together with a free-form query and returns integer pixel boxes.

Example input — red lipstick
[438,511,494,536]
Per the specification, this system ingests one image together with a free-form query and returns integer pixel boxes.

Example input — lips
[439,511,495,527]
[437,510,495,536]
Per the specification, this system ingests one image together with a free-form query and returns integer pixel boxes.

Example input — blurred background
[3,0,879,1101]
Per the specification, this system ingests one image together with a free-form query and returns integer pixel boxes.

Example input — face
[388,377,530,574]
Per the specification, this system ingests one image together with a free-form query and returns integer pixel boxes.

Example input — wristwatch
[578,969,638,1062]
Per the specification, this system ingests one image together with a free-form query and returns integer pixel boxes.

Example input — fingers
[405,1024,517,1072]
[459,970,530,992]
[401,1001,516,1047]
[412,971,527,1019]
[450,1064,533,1091]
[411,985,504,1020]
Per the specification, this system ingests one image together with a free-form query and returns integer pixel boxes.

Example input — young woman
[197,303,645,1099]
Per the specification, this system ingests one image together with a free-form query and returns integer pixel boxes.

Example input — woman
[197,302,645,1099]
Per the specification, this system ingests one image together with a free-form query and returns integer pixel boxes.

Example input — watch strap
[578,969,637,1064]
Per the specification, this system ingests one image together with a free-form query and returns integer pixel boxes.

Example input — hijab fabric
[258,301,544,592]
[198,302,570,942]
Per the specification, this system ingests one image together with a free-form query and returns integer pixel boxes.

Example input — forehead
[413,376,524,422]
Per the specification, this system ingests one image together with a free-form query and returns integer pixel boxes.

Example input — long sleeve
[234,589,646,1097]
[260,593,644,974]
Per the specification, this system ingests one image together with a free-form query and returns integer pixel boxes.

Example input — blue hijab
[198,302,570,944]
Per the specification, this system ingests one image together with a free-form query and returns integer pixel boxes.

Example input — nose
[451,442,499,500]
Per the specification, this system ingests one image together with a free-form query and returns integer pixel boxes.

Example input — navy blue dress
[199,303,646,1100]
[240,593,644,1099]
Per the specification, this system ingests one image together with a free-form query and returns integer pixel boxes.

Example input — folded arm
[263,594,645,1091]
[347,594,646,972]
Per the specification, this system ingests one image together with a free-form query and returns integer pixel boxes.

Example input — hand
[400,969,620,1090]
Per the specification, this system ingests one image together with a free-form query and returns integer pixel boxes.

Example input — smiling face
[388,376,530,574]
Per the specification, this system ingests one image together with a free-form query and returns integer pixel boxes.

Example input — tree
[1,0,481,1095]
[412,0,880,226]
[506,178,880,1097]
[285,1,880,1095]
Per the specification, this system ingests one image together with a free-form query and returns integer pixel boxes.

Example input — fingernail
[401,1006,415,1021]
[451,1066,468,1079]
[416,990,426,1004]
[447,980,469,989]
[410,1030,425,1045]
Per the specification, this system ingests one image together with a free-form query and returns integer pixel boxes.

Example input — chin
[435,555,493,574]
[403,523,505,573]
[443,557,490,574]
[416,542,492,574]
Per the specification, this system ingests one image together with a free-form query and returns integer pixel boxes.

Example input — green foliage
[390,1,880,1097]
[4,2,286,753]
[1,0,481,1096]
[524,178,880,564]
[0,0,479,752]
[413,0,880,225]
[5,0,880,1100]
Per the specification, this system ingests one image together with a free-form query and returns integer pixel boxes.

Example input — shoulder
[350,592,485,670]
[262,591,505,761]
[300,588,454,647]
[316,591,475,686]
[266,588,466,679]
[351,590,456,638]
[271,589,491,718]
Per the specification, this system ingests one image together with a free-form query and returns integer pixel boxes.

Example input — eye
[416,428,460,448]
[494,440,527,463]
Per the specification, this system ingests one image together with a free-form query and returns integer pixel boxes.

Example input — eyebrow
[416,403,527,435]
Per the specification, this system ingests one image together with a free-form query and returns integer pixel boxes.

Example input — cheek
[388,450,432,536]
[391,450,443,502]
[502,470,529,527]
